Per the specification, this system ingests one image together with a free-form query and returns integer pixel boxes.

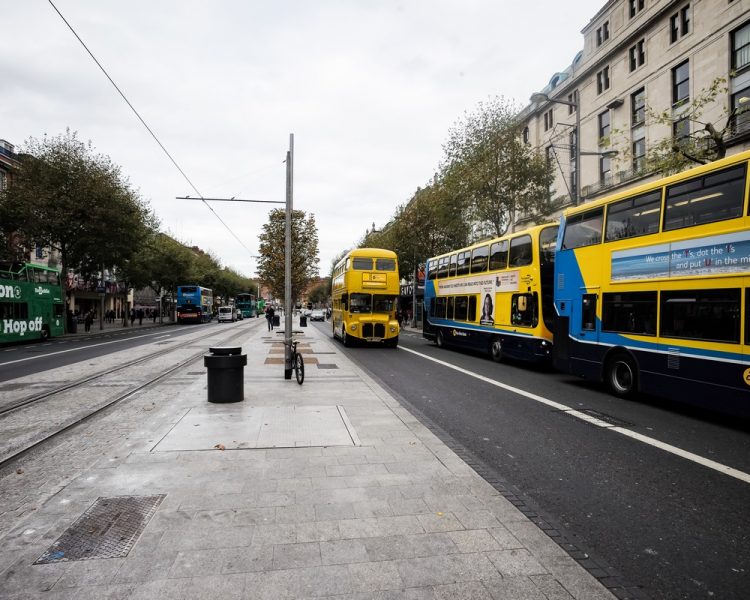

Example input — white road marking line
[398,345,750,485]
[0,332,168,366]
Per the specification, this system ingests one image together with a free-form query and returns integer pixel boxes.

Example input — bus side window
[468,295,477,321]
[582,294,597,331]
[511,293,537,327]
[342,293,348,311]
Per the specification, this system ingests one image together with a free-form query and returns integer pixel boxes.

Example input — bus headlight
[390,326,397,333]
[350,324,358,331]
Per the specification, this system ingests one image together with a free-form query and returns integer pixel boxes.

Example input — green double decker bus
[0,262,65,344]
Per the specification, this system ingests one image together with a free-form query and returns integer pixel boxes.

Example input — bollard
[204,346,247,403]
[273,315,280,327]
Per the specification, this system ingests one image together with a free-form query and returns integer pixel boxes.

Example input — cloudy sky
[3,0,604,278]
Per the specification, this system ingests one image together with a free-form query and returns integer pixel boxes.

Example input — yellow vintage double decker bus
[423,223,559,363]
[331,248,400,347]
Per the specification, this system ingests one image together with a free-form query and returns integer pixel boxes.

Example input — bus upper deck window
[539,226,559,266]
[353,258,372,270]
[664,164,746,231]
[376,258,395,271]
[449,254,457,277]
[457,252,470,276]
[561,208,604,249]
[509,235,533,267]
[489,240,508,270]
[471,246,488,273]
[605,190,661,241]
[428,260,437,280]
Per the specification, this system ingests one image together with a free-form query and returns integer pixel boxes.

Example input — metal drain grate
[35,495,165,564]
[316,364,339,369]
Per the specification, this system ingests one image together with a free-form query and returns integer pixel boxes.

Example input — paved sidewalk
[0,319,616,599]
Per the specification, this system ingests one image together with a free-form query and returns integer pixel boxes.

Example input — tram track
[0,321,258,469]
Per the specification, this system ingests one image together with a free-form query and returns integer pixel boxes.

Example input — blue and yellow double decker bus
[235,293,258,318]
[331,248,400,347]
[0,262,65,343]
[423,223,558,363]
[554,149,750,416]
[176,285,213,323]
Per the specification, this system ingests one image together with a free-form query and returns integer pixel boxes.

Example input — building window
[629,39,646,71]
[633,134,646,172]
[598,110,611,142]
[672,60,690,105]
[597,66,610,94]
[670,5,690,43]
[732,21,750,72]
[0,171,6,191]
[596,21,610,47]
[523,126,530,144]
[731,88,750,135]
[629,0,645,18]
[600,154,612,185]
[35,244,44,259]
[631,88,645,126]
[673,117,690,142]
[543,108,553,131]
[567,91,578,114]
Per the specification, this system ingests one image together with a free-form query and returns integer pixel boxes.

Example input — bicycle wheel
[294,352,304,385]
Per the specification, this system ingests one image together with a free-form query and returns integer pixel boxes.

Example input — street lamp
[531,92,580,204]
[530,92,619,203]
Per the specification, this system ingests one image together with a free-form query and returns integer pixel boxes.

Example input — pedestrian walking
[84,310,93,333]
[130,308,136,325]
[137,308,144,325]
[266,305,275,331]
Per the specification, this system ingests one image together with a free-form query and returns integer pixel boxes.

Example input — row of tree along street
[0,130,258,329]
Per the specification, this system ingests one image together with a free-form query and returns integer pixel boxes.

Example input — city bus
[423,223,558,363]
[0,262,65,343]
[235,292,258,318]
[553,149,750,416]
[176,285,213,323]
[331,248,400,347]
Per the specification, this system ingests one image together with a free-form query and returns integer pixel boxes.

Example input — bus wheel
[384,336,398,348]
[342,327,352,347]
[605,354,638,398]
[490,338,502,362]
[436,330,444,349]
[40,326,50,341]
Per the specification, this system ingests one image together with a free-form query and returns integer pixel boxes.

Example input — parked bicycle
[287,339,304,385]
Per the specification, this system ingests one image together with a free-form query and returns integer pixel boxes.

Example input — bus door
[575,293,599,343]
[553,296,572,371]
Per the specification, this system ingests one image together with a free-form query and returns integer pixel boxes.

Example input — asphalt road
[311,321,750,600]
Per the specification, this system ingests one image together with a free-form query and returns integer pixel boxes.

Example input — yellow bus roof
[428,222,558,263]
[563,148,750,218]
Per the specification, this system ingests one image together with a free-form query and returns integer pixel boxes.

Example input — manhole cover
[35,495,165,564]
[317,364,338,369]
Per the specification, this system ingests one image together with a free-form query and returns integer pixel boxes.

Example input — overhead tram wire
[47,0,256,258]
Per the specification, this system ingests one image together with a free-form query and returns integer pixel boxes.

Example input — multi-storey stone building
[521,0,750,213]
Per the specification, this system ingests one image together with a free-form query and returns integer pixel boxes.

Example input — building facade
[522,0,750,211]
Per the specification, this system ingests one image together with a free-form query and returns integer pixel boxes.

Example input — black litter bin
[300,315,307,327]
[204,346,247,403]
[273,315,280,327]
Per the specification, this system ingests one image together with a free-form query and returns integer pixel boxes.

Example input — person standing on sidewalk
[84,310,93,332]
[266,305,275,331]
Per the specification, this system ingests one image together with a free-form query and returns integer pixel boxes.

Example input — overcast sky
[3,0,604,279]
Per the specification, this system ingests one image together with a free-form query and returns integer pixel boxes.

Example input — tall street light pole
[284,134,294,379]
